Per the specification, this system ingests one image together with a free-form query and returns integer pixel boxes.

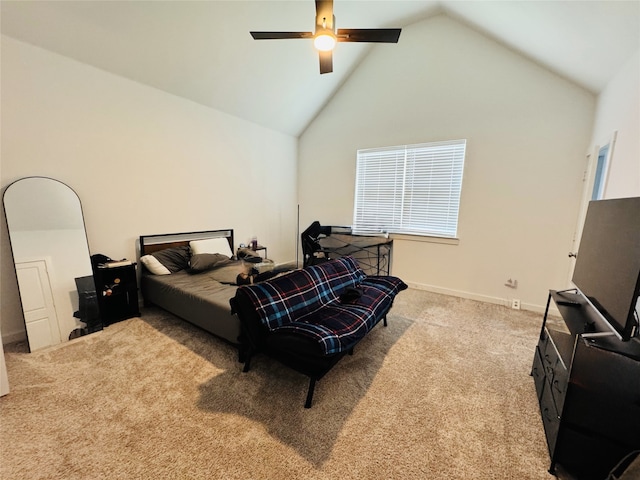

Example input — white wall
[298,15,596,312]
[590,51,640,199]
[1,36,298,343]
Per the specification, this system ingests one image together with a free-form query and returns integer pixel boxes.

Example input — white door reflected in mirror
[16,260,61,350]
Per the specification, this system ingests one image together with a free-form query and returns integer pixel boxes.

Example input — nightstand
[93,262,140,325]
[238,245,267,259]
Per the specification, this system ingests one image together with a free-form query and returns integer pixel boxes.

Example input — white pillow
[189,238,233,258]
[140,255,171,275]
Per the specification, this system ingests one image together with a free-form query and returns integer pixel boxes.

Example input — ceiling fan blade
[315,0,334,30]
[250,31,313,40]
[337,28,402,43]
[319,50,333,74]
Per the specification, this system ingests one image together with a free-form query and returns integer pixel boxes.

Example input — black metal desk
[318,233,393,275]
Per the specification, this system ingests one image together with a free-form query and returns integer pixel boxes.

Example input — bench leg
[242,359,251,373]
[304,378,317,408]
[383,315,388,327]
[242,350,253,373]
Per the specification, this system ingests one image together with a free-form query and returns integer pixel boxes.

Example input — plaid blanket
[236,256,407,355]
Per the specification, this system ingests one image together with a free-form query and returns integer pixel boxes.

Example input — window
[591,143,609,200]
[353,139,466,238]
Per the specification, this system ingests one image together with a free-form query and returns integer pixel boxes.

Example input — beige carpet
[1,289,555,479]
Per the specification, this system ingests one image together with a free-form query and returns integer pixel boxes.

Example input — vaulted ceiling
[2,1,638,136]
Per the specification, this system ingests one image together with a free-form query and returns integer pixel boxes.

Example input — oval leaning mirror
[3,177,101,352]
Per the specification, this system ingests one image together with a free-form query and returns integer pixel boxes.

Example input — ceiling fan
[250,0,401,74]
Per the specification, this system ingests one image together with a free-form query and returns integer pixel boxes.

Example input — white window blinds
[353,139,466,238]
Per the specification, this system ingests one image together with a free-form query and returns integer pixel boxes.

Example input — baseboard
[275,259,299,269]
[2,329,27,346]
[406,281,550,315]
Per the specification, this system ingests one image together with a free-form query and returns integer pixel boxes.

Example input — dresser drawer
[542,333,561,376]
[549,362,569,415]
[532,347,546,400]
[543,331,571,415]
[540,380,560,456]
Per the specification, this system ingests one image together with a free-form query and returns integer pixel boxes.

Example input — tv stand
[531,290,640,479]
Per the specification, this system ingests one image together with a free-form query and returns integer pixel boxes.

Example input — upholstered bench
[230,256,407,407]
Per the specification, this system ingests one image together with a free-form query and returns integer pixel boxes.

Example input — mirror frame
[3,176,99,351]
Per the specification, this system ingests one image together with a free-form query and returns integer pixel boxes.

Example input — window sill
[390,233,460,246]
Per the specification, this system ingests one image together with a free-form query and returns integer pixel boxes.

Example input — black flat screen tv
[572,197,640,341]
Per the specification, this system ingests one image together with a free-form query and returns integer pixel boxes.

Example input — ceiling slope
[1,1,638,137]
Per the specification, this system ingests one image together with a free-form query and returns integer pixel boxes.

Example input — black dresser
[532,290,640,479]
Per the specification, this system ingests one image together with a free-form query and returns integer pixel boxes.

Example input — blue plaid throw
[237,257,407,355]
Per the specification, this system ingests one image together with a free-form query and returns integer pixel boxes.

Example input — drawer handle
[553,380,563,393]
[543,407,557,422]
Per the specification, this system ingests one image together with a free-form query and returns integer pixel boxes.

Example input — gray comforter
[140,262,250,344]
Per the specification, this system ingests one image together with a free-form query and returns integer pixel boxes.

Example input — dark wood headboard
[139,229,234,257]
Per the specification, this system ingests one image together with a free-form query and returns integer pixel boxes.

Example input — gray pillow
[150,246,190,273]
[189,253,233,273]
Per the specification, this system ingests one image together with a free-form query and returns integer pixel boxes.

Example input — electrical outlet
[511,299,521,310]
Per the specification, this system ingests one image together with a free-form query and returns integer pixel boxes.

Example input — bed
[138,229,250,346]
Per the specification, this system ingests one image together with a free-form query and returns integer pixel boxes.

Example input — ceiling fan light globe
[314,33,336,51]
